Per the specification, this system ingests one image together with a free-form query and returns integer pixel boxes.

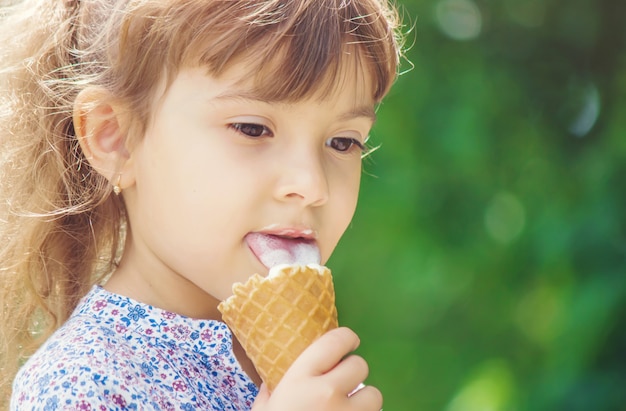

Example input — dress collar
[78,285,238,357]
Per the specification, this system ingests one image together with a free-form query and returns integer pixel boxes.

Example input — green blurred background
[329,0,626,410]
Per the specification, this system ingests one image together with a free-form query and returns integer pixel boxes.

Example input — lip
[254,224,318,240]
[245,225,321,268]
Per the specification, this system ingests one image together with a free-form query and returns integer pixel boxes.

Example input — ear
[73,87,134,191]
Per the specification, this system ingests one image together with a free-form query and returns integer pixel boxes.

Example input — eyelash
[229,122,366,154]
[325,137,366,154]
[229,123,273,138]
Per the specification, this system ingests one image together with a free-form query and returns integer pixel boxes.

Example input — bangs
[221,43,373,104]
[123,0,400,103]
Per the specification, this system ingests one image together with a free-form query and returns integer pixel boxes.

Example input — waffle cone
[218,264,338,391]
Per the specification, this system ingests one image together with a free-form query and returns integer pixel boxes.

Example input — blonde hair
[0,0,403,402]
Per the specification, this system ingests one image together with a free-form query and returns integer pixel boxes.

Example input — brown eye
[326,137,365,153]
[231,123,273,138]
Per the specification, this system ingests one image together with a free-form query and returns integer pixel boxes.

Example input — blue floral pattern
[11,286,258,410]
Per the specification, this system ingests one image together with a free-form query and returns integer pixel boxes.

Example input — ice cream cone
[218,264,338,391]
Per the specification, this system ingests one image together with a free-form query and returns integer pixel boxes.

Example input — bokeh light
[484,192,526,244]
[435,0,482,41]
[568,83,601,137]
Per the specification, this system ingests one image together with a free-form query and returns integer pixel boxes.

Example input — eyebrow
[213,90,377,123]
[337,106,377,123]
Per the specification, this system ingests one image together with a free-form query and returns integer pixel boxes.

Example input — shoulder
[11,308,151,409]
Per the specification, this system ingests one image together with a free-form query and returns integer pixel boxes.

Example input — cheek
[328,166,362,234]
[320,189,359,264]
[343,163,362,210]
[339,167,361,210]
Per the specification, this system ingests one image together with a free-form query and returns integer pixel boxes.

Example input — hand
[251,327,383,411]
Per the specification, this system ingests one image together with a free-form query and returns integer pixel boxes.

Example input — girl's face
[113,63,375,318]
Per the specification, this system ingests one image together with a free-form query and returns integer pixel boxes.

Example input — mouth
[245,230,321,269]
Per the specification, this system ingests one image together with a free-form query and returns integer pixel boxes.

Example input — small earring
[112,174,122,195]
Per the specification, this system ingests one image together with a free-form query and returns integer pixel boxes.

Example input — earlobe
[74,87,134,191]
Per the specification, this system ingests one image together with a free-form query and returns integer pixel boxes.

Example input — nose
[274,147,329,207]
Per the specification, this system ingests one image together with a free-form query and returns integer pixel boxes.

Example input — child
[0,0,403,409]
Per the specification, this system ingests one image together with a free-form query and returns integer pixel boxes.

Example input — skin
[75,61,383,410]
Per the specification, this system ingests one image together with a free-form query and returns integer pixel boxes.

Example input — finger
[288,327,360,377]
[349,383,366,397]
[348,385,383,411]
[327,354,369,393]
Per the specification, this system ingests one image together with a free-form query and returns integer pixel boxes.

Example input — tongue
[245,232,321,268]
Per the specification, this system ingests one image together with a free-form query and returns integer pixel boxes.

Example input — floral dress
[11,286,258,410]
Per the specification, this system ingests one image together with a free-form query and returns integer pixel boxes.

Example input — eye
[230,123,274,138]
[325,137,365,153]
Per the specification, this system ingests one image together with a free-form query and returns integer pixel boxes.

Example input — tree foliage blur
[329,0,626,409]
